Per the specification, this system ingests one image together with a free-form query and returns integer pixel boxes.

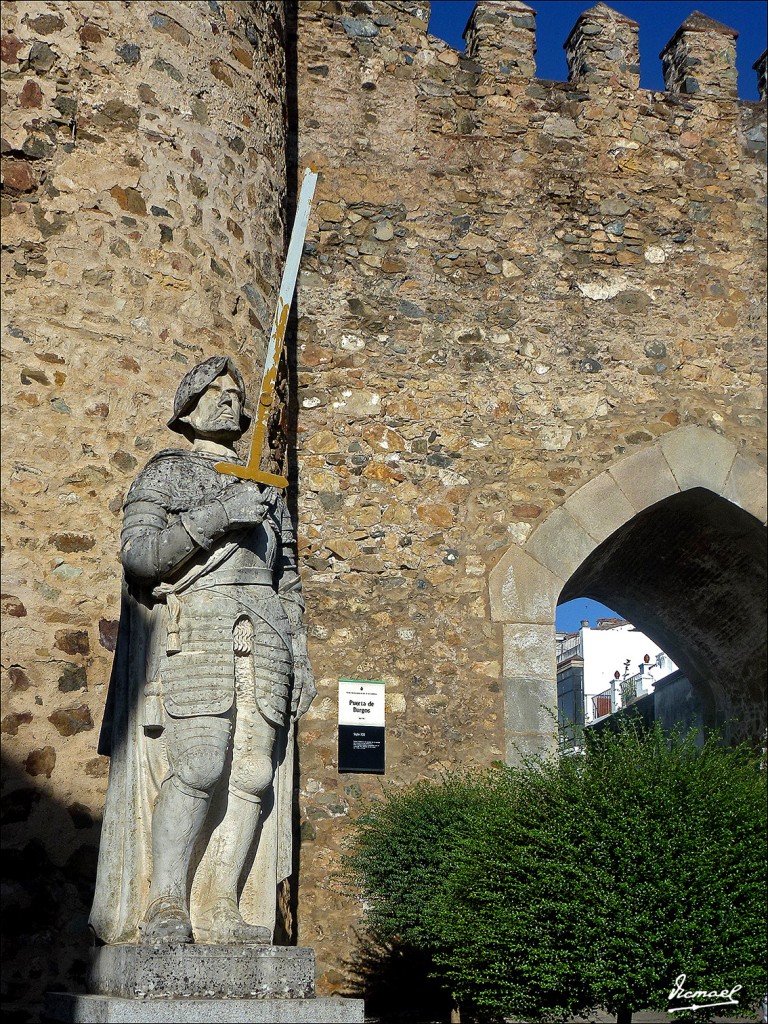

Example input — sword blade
[216,166,319,486]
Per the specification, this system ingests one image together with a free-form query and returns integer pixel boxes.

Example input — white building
[557,618,677,730]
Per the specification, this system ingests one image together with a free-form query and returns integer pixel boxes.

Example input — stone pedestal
[44,993,364,1023]
[89,944,315,999]
[44,945,364,1023]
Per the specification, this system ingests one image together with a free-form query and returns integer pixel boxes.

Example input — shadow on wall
[1,751,100,1023]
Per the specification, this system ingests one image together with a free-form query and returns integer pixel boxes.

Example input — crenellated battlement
[659,10,738,98]
[303,0,762,102]
[563,3,640,92]
[463,1,537,82]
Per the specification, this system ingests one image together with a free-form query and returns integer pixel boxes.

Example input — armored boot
[194,787,271,944]
[141,775,210,944]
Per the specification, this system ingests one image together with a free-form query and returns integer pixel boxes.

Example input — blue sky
[428,1,767,101]
[556,599,626,633]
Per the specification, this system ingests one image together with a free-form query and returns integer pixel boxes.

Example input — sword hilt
[214,423,289,488]
[213,461,289,489]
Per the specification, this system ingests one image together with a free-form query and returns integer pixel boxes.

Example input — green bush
[343,725,767,1024]
[340,768,488,949]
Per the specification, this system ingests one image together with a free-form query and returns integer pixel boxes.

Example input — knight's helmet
[167,355,251,440]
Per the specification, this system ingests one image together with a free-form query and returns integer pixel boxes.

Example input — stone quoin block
[489,544,564,624]
[502,622,558,681]
[503,674,559,763]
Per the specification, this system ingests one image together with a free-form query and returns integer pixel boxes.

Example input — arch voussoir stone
[524,506,597,581]
[723,452,768,523]
[608,444,680,511]
[659,424,737,494]
[564,471,636,543]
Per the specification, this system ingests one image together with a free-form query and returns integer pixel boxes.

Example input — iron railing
[592,689,613,719]
[557,635,583,662]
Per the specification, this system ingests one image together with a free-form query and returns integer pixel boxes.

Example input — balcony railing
[557,635,583,662]
[592,690,613,719]
[591,673,650,720]
[621,672,646,706]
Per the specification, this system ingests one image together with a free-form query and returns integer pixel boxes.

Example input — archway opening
[557,488,766,744]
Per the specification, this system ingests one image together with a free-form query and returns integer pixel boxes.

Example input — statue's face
[184,370,244,441]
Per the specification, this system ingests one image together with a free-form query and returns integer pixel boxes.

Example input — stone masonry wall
[1,2,287,1017]
[291,0,767,994]
[1,0,766,1015]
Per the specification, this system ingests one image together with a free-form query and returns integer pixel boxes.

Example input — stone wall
[1,0,766,1015]
[291,0,766,993]
[1,1,287,1017]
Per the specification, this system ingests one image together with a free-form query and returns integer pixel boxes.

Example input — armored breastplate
[130,449,284,588]
[202,518,280,585]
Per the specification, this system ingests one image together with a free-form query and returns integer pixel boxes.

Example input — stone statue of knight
[89,355,315,946]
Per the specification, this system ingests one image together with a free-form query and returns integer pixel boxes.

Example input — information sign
[338,678,385,774]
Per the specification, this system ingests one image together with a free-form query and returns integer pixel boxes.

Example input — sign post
[338,679,385,774]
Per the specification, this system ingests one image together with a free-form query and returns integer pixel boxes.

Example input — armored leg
[194,618,283,943]
[142,714,230,943]
[193,716,277,943]
[192,781,273,944]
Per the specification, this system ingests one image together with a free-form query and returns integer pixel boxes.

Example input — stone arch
[488,426,767,762]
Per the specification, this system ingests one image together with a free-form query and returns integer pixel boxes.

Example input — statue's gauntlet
[179,500,231,551]
[179,489,268,551]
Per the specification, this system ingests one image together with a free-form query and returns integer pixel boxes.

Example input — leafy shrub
[343,725,767,1024]
[341,768,488,949]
